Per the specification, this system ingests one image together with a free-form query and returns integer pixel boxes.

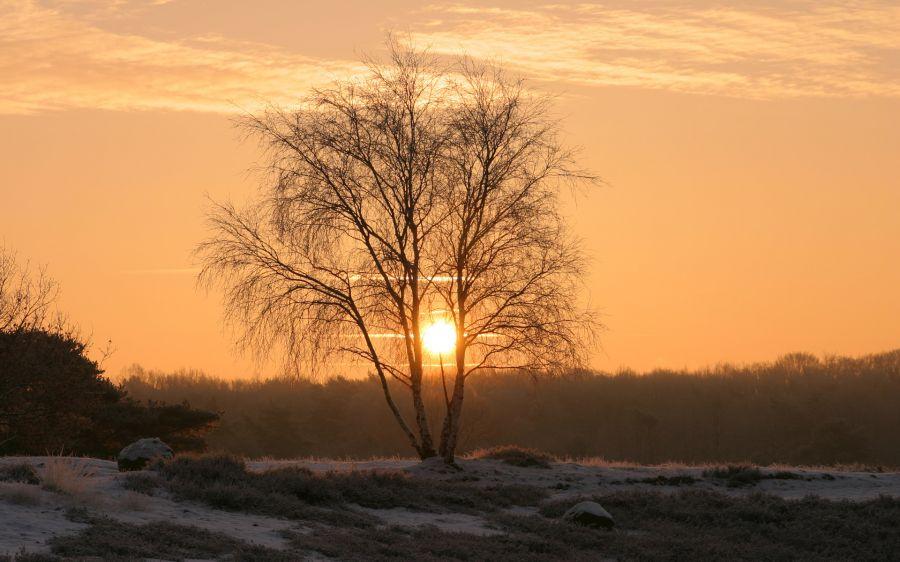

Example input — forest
[119,349,900,467]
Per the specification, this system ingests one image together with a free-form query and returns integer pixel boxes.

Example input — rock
[117,438,173,471]
[563,501,615,529]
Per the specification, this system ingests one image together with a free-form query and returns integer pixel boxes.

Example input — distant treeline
[120,350,900,467]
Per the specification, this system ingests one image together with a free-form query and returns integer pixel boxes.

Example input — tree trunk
[438,344,467,463]
[359,327,424,457]
[410,365,437,459]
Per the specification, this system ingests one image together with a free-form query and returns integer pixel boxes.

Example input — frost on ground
[1,455,899,560]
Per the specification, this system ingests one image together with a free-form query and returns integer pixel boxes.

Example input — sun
[422,319,456,355]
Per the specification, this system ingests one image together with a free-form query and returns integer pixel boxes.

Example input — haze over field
[1,0,899,379]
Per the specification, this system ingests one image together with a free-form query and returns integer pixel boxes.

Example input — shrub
[625,475,698,486]
[0,330,219,458]
[471,446,554,468]
[0,463,39,485]
[702,465,764,487]
[122,472,161,496]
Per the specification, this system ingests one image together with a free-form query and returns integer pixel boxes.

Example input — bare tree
[433,63,597,462]
[0,246,59,334]
[197,42,597,462]
[198,43,450,458]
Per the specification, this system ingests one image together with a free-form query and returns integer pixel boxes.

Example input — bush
[702,465,764,487]
[625,475,698,486]
[122,472,161,496]
[0,463,39,485]
[0,329,218,457]
[471,446,554,468]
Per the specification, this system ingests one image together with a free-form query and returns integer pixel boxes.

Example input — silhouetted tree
[0,329,219,456]
[197,41,596,462]
[0,247,218,456]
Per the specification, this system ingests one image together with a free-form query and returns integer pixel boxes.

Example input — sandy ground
[2,456,898,557]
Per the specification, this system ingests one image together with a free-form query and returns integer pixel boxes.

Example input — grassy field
[1,451,898,561]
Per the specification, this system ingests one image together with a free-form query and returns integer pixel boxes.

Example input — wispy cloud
[0,0,362,114]
[410,2,900,99]
[1,1,898,115]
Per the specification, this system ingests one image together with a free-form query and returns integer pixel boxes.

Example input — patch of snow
[356,506,501,536]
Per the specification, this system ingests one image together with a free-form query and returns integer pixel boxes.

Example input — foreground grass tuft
[0,463,40,485]
[39,457,95,496]
[470,446,555,469]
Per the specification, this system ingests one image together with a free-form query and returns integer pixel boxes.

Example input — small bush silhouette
[702,465,763,487]
[626,475,698,486]
[472,446,554,468]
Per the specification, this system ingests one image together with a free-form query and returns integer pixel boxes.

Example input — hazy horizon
[2,0,898,379]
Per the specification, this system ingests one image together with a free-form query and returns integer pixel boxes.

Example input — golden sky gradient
[1,0,898,378]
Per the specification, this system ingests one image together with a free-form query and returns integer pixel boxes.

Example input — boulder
[117,438,173,471]
[563,501,615,529]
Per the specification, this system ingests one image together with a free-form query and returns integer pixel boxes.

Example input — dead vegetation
[470,446,554,469]
[37,457,95,496]
[133,455,547,525]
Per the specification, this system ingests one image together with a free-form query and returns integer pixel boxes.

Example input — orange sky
[1,0,898,378]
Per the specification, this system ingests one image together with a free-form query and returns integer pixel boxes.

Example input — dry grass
[469,446,554,468]
[39,456,95,497]
[0,482,42,506]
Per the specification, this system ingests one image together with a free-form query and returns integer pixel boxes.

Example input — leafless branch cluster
[0,246,60,333]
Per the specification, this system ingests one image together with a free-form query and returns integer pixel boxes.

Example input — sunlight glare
[422,319,456,355]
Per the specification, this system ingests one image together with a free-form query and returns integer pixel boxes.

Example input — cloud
[1,1,898,115]
[0,0,363,115]
[409,2,900,99]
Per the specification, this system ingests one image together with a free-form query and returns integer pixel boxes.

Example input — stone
[117,437,173,471]
[563,501,615,529]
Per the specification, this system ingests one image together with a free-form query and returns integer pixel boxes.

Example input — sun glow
[422,319,456,355]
